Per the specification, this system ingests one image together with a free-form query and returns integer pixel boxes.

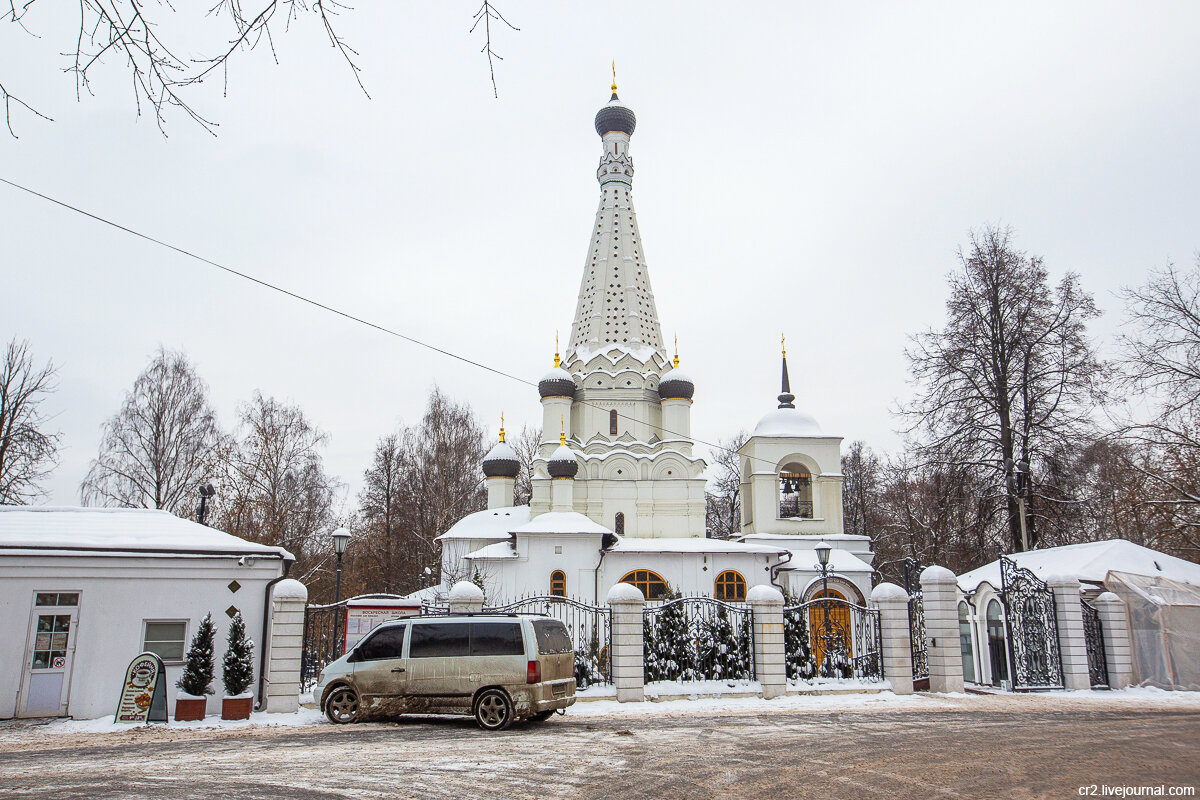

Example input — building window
[959,601,976,684]
[779,463,814,519]
[714,570,747,602]
[986,599,1008,686]
[550,570,567,597]
[614,512,625,535]
[142,620,188,664]
[620,569,669,600]
[609,409,618,435]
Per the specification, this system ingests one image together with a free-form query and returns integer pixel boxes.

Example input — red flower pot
[221,695,254,721]
[174,695,208,721]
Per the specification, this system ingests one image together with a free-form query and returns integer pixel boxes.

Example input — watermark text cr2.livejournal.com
[1079,787,1195,797]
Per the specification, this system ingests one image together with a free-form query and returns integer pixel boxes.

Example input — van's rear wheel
[325,686,359,724]
[473,689,514,731]
[529,710,554,722]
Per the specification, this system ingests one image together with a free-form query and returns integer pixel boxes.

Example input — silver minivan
[315,614,577,730]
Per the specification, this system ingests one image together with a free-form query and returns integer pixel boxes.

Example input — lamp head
[815,540,831,568]
[331,527,351,556]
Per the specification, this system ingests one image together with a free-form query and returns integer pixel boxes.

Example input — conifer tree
[783,596,815,681]
[703,607,742,680]
[642,615,662,683]
[649,589,695,681]
[222,612,255,696]
[177,613,215,696]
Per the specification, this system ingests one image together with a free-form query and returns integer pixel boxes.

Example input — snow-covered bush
[222,612,255,696]
[177,613,215,696]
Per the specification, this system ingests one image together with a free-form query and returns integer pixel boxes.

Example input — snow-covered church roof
[753,406,823,438]
[0,506,293,559]
[515,511,610,536]
[957,539,1200,592]
[435,506,532,541]
[607,537,786,555]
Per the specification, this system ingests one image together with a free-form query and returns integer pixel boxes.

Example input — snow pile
[38,707,326,736]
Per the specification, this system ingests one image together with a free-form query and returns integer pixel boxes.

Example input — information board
[114,652,167,724]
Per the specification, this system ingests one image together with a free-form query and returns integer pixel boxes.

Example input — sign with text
[344,603,420,650]
[115,652,167,724]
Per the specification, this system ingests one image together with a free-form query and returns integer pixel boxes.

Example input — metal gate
[1081,599,1110,689]
[903,558,929,685]
[1000,556,1065,690]
[484,596,612,687]
[643,597,754,682]
[784,597,883,681]
[300,599,347,692]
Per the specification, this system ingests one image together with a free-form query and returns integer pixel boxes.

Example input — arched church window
[619,569,669,600]
[714,570,746,602]
[610,409,618,435]
[550,570,566,598]
[614,512,625,535]
[779,463,814,519]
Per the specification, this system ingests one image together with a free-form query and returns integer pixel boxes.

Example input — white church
[431,82,874,608]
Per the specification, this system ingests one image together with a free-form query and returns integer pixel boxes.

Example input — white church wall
[600,551,778,599]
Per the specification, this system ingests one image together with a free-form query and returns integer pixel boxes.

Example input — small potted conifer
[221,612,255,720]
[175,613,215,721]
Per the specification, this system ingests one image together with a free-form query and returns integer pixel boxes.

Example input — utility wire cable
[1,175,782,471]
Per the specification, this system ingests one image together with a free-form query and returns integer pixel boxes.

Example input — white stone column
[265,578,308,713]
[551,477,574,512]
[747,585,786,699]
[870,583,914,695]
[920,565,964,694]
[1046,574,1091,690]
[448,580,485,614]
[606,583,645,703]
[1093,591,1135,689]
[487,476,515,510]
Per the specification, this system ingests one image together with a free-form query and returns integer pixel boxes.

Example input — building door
[986,599,1008,687]
[808,589,852,672]
[18,592,80,718]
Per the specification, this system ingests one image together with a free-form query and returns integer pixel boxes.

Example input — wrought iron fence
[642,597,755,682]
[1000,557,1065,690]
[784,597,883,681]
[484,596,612,687]
[903,558,929,683]
[300,600,346,692]
[1081,599,1110,689]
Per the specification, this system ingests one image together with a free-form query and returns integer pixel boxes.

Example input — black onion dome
[539,366,577,399]
[548,444,580,479]
[482,441,520,478]
[657,367,695,401]
[595,93,637,137]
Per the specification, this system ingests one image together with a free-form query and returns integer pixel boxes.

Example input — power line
[1,175,784,471]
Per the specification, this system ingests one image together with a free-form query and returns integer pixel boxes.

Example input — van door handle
[392,668,405,673]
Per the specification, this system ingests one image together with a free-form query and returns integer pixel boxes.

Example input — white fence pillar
[871,583,914,695]
[747,585,786,699]
[265,578,308,713]
[607,583,645,703]
[1047,575,1091,690]
[920,565,964,694]
[448,581,485,614]
[1093,591,1135,689]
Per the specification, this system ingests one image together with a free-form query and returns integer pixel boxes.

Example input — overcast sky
[2,2,1198,510]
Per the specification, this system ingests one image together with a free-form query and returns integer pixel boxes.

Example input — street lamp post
[815,540,833,675]
[331,527,351,656]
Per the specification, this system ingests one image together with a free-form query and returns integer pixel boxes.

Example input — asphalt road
[2,705,1198,799]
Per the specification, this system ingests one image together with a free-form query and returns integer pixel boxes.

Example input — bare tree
[81,348,225,515]
[705,432,748,539]
[3,1,521,137]
[356,432,405,593]
[901,226,1105,552]
[0,338,60,503]
[841,440,882,540]
[511,424,540,507]
[215,392,341,570]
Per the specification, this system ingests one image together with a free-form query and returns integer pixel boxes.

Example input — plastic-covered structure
[1106,570,1200,690]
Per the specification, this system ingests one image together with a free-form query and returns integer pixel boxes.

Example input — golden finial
[781,332,787,359]
[673,333,679,368]
[560,414,566,446]
[554,330,560,368]
[499,412,506,443]
[611,60,617,93]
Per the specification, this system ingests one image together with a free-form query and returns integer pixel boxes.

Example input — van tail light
[527,660,541,684]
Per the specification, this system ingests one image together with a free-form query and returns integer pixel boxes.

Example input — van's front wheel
[473,689,514,731]
[324,686,359,724]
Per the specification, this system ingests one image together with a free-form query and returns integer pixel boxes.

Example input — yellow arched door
[809,589,853,671]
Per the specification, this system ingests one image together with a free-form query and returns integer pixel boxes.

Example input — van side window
[357,625,407,661]
[410,623,470,658]
[532,619,573,654]
[470,623,525,656]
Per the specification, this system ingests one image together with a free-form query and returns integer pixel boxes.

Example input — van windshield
[532,619,573,654]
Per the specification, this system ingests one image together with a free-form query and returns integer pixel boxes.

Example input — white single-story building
[0,506,293,719]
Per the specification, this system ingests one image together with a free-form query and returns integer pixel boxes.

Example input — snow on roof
[739,533,870,544]
[464,541,519,560]
[776,547,875,574]
[436,505,532,541]
[569,342,664,366]
[0,506,292,559]
[607,537,786,555]
[957,539,1200,592]
[515,511,611,536]
[752,406,824,438]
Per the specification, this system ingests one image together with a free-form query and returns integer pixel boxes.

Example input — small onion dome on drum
[481,440,520,478]
[547,444,580,479]
[539,366,576,399]
[657,367,694,401]
[595,93,636,137]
